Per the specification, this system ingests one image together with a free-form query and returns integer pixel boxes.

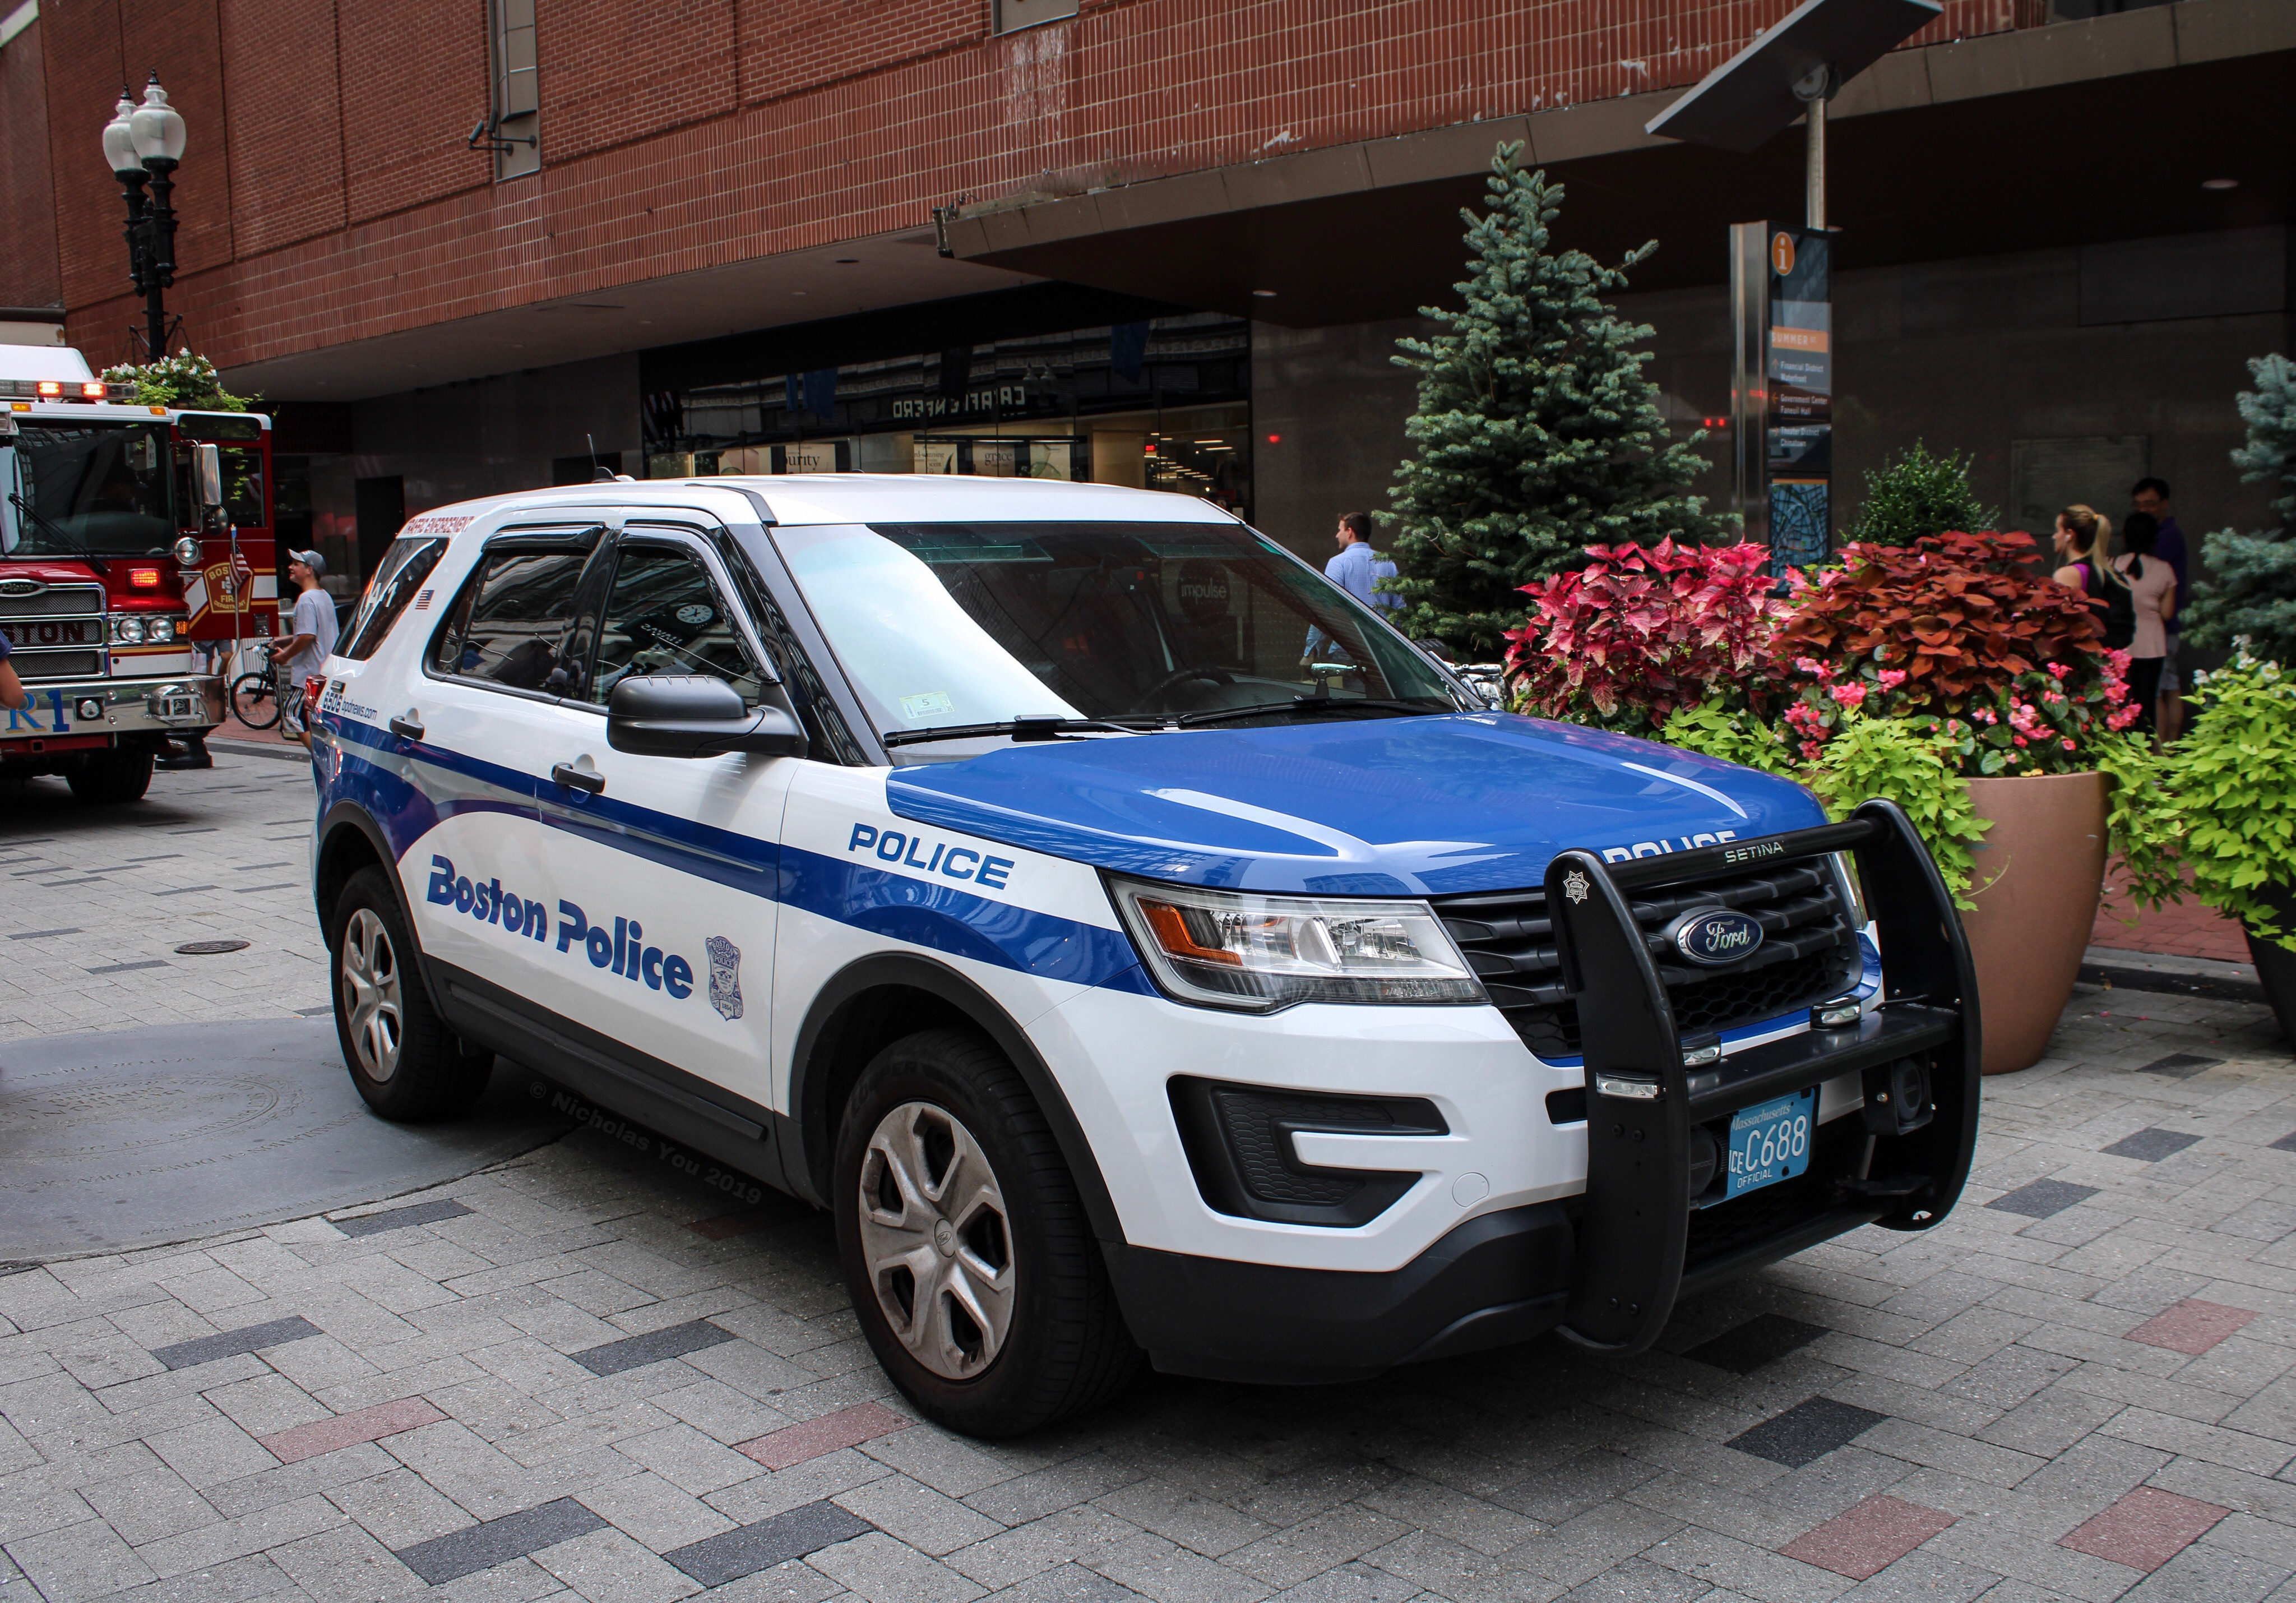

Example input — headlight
[1108,876,1484,1011]
[113,617,146,644]
[147,616,177,643]
[173,536,202,566]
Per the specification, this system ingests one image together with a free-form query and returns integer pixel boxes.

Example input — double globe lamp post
[102,75,189,362]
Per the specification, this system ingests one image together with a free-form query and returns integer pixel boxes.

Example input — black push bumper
[1109,799,1979,1380]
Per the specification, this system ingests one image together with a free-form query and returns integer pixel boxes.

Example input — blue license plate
[1723,1088,1817,1202]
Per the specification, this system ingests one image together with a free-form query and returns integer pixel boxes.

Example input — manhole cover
[174,939,251,955]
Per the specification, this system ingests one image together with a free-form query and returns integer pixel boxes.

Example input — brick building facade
[5,0,2292,588]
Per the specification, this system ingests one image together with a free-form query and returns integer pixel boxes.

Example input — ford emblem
[0,579,44,598]
[1669,907,1764,967]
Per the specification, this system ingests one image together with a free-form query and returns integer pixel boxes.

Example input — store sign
[891,385,1033,422]
[1765,225,1831,570]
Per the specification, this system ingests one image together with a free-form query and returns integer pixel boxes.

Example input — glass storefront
[645,312,1253,519]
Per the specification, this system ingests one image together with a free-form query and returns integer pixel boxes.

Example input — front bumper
[0,675,225,746]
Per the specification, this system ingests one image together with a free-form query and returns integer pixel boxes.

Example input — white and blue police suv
[306,475,1979,1436]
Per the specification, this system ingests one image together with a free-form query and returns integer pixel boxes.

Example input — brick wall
[33,0,2045,371]
[0,18,61,308]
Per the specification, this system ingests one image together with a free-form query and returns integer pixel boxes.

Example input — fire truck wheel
[329,867,494,1121]
[66,748,154,804]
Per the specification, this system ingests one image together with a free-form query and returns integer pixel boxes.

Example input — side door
[519,524,797,1115]
[397,525,602,1011]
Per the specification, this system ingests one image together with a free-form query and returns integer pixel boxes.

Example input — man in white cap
[270,549,339,742]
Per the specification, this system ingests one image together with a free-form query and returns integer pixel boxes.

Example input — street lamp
[101,73,187,361]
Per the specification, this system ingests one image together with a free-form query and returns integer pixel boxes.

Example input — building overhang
[942,0,2294,324]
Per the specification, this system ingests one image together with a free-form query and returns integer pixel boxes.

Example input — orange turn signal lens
[1138,900,1242,966]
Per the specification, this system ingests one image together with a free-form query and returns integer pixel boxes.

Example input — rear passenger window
[429,549,587,694]
[339,536,447,661]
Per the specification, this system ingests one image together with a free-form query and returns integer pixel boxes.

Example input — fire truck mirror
[192,443,224,509]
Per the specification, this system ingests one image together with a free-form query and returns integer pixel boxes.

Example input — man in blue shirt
[1302,512,1401,668]
[2132,478,2187,740]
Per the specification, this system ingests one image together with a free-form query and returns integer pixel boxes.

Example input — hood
[885,713,1827,896]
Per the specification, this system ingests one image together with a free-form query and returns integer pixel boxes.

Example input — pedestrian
[2049,505,2112,603]
[1302,511,1401,668]
[0,629,29,713]
[2112,511,2177,737]
[270,549,339,743]
[2130,477,2188,740]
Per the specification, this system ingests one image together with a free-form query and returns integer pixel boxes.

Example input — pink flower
[2062,738,2076,750]
[1878,669,1908,691]
[2012,734,2028,747]
[1831,682,1868,710]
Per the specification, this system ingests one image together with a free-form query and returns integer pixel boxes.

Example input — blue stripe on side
[327,717,1151,996]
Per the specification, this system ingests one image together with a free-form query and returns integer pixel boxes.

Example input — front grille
[11,649,103,680]
[0,585,105,620]
[1434,857,1860,1059]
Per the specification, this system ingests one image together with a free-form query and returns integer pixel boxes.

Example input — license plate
[1723,1088,1816,1202]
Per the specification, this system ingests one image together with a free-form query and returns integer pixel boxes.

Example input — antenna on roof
[589,432,614,483]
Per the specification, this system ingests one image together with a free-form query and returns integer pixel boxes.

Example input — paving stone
[570,1319,735,1378]
[1682,1315,1832,1377]
[738,1403,915,1473]
[5,1516,156,1600]
[1780,1495,1958,1581]
[2103,1129,2205,1163]
[1987,1182,2102,1222]
[664,1498,874,1586]
[2140,1055,2223,1080]
[329,1198,479,1239]
[146,1316,325,1373]
[1726,1399,1890,1470]
[2126,1299,2261,1356]
[2056,1486,2230,1574]
[392,1495,608,1586]
[806,1530,989,1603]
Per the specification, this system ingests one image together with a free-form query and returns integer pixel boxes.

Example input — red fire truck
[1,343,277,800]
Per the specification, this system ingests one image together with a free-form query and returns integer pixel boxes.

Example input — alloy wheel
[340,907,405,1083]
[856,1101,1016,1380]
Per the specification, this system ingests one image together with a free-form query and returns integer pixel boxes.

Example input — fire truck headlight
[172,537,202,567]
[147,617,177,643]
[113,617,147,644]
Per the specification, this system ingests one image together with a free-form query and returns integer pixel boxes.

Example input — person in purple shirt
[2131,478,2187,740]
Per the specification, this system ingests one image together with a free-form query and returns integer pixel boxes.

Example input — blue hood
[885,713,1827,895]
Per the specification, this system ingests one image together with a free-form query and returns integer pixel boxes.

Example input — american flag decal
[414,588,433,610]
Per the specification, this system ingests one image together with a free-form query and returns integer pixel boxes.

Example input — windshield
[1,422,177,557]
[772,520,1465,756]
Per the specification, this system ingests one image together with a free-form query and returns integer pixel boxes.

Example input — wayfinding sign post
[1647,0,1939,568]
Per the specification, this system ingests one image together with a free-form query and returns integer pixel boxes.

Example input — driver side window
[586,543,764,706]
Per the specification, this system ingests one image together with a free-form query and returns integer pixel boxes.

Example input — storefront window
[647,313,1253,519]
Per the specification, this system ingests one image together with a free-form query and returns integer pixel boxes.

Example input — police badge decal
[705,936,744,1021]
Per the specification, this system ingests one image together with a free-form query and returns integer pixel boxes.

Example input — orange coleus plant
[1775,529,2104,701]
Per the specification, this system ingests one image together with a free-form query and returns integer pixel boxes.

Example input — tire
[66,747,154,803]
[230,672,283,730]
[835,1027,1141,1436]
[328,866,494,1121]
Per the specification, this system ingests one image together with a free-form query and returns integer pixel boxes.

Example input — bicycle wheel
[230,672,283,730]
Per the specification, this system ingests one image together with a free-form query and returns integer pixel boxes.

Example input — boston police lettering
[554,898,695,999]
[846,823,1013,890]
[427,854,549,940]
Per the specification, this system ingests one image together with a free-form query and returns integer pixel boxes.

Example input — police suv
[307,475,1978,1436]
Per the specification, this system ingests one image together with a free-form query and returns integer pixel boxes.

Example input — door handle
[552,761,605,796]
[389,715,424,741]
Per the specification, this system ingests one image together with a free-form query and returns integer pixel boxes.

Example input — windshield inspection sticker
[899,691,954,720]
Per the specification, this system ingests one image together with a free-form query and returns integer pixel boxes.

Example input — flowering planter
[1959,770,2110,1075]
[2245,882,2296,1043]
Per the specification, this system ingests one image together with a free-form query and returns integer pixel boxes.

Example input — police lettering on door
[426,853,697,999]
[848,824,1013,889]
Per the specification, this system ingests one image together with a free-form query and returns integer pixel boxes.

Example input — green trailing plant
[2184,354,2296,664]
[1839,442,1996,549]
[2157,647,2296,946]
[1383,146,1725,657]
[100,349,256,413]
[1661,704,1990,906]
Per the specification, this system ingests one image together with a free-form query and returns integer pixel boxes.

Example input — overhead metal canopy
[1646,0,1942,154]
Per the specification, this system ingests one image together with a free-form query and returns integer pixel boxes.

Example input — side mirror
[192,442,223,509]
[606,675,808,760]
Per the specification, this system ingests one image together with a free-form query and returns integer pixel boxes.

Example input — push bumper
[0,675,225,746]
[1104,799,1979,1380]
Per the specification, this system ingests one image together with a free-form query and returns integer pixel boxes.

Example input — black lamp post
[102,73,187,362]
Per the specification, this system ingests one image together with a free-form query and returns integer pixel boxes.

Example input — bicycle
[229,657,285,730]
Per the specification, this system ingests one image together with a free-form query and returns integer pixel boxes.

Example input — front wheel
[835,1028,1140,1436]
[328,866,493,1121]
[230,672,283,730]
[66,747,154,803]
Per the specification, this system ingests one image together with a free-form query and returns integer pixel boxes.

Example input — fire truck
[0,342,277,800]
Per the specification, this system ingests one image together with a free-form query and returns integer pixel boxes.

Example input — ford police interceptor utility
[305,475,1979,1436]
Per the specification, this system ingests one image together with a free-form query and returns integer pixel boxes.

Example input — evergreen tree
[2186,353,2296,665]
[1382,146,1724,657]
[1841,441,1996,547]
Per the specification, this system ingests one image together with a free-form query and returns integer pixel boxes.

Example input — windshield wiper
[882,714,1164,750]
[6,492,107,573]
[1174,696,1443,728]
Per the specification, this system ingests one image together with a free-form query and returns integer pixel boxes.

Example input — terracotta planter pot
[1959,770,2109,1075]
